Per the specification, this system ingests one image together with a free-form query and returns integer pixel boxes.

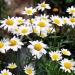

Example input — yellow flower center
[51,53,59,60]
[0,41,4,48]
[2,72,8,75]
[26,9,33,15]
[21,28,28,33]
[38,21,46,27]
[17,19,24,24]
[25,68,33,75]
[54,19,60,24]
[34,43,43,51]
[6,19,14,25]
[9,39,17,46]
[64,62,72,69]
[70,9,75,13]
[70,18,75,22]
[41,2,46,8]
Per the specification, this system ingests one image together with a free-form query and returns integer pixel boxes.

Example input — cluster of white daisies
[0,1,75,75]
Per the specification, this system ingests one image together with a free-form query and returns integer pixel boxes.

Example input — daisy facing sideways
[22,7,36,15]
[49,51,62,61]
[66,6,75,15]
[24,64,35,75]
[61,48,71,56]
[7,63,17,69]
[50,15,63,26]
[0,69,12,75]
[28,40,47,59]
[60,59,75,73]
[7,36,23,51]
[0,39,9,53]
[36,1,51,11]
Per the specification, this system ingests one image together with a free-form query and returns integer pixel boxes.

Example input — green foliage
[0,0,8,18]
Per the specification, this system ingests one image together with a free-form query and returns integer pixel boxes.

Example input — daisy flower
[34,19,50,29]
[10,26,19,35]
[24,64,35,75]
[49,51,62,61]
[60,59,75,73]
[22,7,36,15]
[7,63,17,69]
[67,17,75,28]
[51,15,63,26]
[26,19,35,26]
[18,25,31,36]
[0,39,9,53]
[35,14,50,22]
[62,17,69,24]
[15,17,25,25]
[67,6,75,15]
[61,48,71,56]
[28,40,47,59]
[0,17,17,31]
[0,69,12,75]
[7,36,23,51]
[36,1,51,11]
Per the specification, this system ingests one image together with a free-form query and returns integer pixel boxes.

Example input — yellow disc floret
[70,17,75,22]
[38,21,46,27]
[9,39,17,46]
[34,43,43,51]
[54,19,60,24]
[64,62,72,69]
[6,19,14,25]
[25,68,33,75]
[0,41,4,48]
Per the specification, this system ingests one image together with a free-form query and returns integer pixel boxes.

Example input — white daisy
[0,69,12,75]
[34,19,50,29]
[49,51,62,61]
[26,19,35,26]
[7,63,17,69]
[61,48,71,56]
[15,17,25,25]
[60,59,75,73]
[67,17,75,28]
[62,17,69,24]
[0,17,17,31]
[7,36,23,51]
[22,7,36,15]
[51,15,64,26]
[0,39,9,53]
[28,40,47,59]
[67,6,75,15]
[36,1,51,11]
[18,25,31,36]
[35,14,50,22]
[24,64,35,75]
